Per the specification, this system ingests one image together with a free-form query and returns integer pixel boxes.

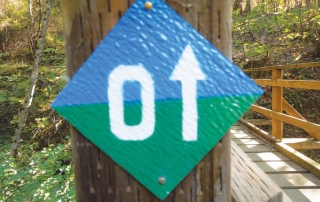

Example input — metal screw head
[158,177,166,185]
[145,2,153,10]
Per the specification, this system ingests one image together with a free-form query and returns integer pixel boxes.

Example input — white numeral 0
[108,65,155,140]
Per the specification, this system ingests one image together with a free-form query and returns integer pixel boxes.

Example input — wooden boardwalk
[231,125,320,202]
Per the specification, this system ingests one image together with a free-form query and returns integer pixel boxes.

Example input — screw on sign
[52,0,263,200]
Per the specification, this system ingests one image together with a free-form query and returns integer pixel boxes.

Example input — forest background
[0,0,319,201]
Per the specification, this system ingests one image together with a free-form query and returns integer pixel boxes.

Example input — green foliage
[0,0,30,60]
[41,46,65,66]
[0,63,29,136]
[233,3,320,66]
[1,2,67,200]
[0,63,66,139]
[0,0,64,64]
[0,62,72,200]
[0,137,75,201]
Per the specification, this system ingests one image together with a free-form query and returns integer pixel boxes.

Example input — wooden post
[272,69,283,140]
[61,0,231,201]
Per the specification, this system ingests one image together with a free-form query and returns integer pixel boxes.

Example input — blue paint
[51,0,263,107]
[123,81,142,102]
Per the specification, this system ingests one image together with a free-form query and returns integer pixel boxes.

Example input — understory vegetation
[0,0,74,200]
[1,0,320,201]
[0,63,73,201]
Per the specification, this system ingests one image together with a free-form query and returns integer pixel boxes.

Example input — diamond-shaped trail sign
[52,0,263,200]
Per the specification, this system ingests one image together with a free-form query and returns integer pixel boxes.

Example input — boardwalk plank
[268,173,320,188]
[230,126,243,129]
[283,192,294,202]
[231,131,257,139]
[239,144,275,153]
[233,138,265,145]
[255,161,307,173]
[231,142,283,202]
[232,124,320,202]
[247,152,291,162]
[283,189,320,202]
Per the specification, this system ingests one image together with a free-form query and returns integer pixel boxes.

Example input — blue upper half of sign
[52,0,263,107]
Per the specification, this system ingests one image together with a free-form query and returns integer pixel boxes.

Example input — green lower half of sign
[54,95,259,200]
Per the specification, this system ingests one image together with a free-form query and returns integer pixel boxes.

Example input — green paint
[54,95,259,200]
[124,102,142,125]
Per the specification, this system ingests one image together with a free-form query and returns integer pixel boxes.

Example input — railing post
[272,69,283,140]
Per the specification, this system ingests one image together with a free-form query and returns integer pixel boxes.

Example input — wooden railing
[243,62,320,144]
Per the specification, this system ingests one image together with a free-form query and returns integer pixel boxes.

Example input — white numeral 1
[170,45,206,141]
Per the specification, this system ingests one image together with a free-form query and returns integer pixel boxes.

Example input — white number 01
[107,45,206,141]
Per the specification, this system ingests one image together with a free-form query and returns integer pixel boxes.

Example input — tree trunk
[11,0,53,158]
[244,0,251,14]
[233,0,242,11]
[62,0,232,201]
[28,0,36,60]
[28,0,35,25]
[305,0,311,6]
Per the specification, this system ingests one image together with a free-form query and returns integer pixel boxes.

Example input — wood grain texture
[282,98,319,139]
[255,161,307,173]
[238,144,274,153]
[246,152,290,162]
[232,138,265,145]
[61,0,232,201]
[283,189,320,202]
[245,119,272,125]
[250,105,320,140]
[272,69,283,140]
[255,79,320,90]
[275,142,320,178]
[238,119,280,143]
[268,173,320,188]
[231,124,320,202]
[231,141,283,202]
[243,62,320,72]
[282,138,320,149]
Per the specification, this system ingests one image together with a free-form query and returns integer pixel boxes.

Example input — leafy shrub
[0,138,75,201]
[233,4,320,66]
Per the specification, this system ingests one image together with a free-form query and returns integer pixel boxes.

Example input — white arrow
[170,45,206,141]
